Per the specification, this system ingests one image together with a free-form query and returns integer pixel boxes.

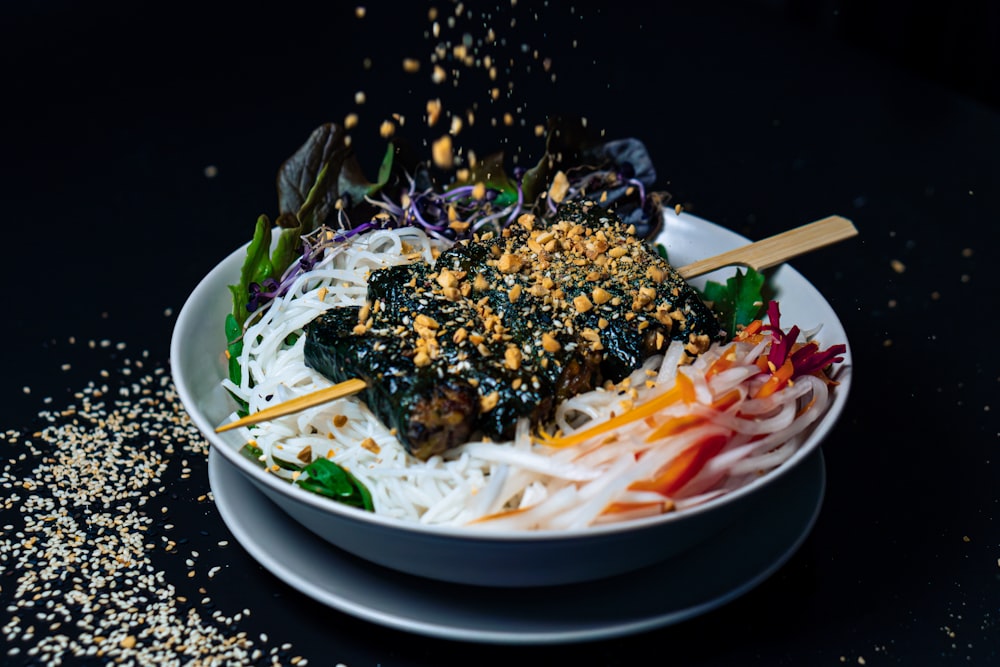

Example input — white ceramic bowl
[170,211,853,588]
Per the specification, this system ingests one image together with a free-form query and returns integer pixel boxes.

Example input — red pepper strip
[756,341,804,373]
[753,357,795,398]
[767,323,799,369]
[537,372,696,448]
[628,433,730,496]
[791,341,847,377]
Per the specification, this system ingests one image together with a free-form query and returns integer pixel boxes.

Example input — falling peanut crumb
[432,135,454,168]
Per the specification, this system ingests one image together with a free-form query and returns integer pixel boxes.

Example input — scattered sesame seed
[0,4,660,663]
[0,347,310,664]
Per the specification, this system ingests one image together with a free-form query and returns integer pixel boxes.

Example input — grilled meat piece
[304,199,723,460]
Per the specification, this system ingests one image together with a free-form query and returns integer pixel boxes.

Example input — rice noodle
[222,228,843,530]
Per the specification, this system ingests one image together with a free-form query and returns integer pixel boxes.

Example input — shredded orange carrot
[644,388,740,442]
[602,499,675,516]
[796,394,818,418]
[645,413,704,440]
[705,343,738,380]
[538,373,695,448]
[469,504,532,524]
[734,319,764,341]
[754,358,795,398]
[711,388,742,411]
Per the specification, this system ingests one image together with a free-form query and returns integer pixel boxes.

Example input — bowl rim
[170,211,853,542]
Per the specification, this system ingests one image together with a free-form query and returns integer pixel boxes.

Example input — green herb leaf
[228,214,275,328]
[702,267,768,339]
[269,220,304,285]
[374,142,396,192]
[239,442,264,466]
[454,150,520,206]
[296,458,374,511]
[224,312,244,387]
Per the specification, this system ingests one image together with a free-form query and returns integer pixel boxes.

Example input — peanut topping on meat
[435,268,462,289]
[305,199,723,457]
[497,253,524,274]
[541,332,561,353]
[573,294,594,313]
[685,333,713,356]
[480,391,500,412]
[413,314,439,333]
[591,287,612,305]
[504,345,523,370]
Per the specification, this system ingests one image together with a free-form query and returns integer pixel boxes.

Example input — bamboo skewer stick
[676,215,857,279]
[214,214,858,433]
[215,378,367,433]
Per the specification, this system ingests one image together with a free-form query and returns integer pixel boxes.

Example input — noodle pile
[222,227,836,529]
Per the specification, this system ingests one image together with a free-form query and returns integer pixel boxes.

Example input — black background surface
[2,1,998,665]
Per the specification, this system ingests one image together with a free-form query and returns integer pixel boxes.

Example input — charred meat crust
[304,200,723,459]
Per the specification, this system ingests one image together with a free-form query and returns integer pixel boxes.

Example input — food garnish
[303,198,722,461]
[216,111,850,526]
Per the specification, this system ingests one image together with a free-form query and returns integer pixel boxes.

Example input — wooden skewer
[215,378,367,433]
[676,215,857,280]
[215,214,858,433]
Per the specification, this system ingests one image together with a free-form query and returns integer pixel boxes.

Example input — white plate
[209,446,826,644]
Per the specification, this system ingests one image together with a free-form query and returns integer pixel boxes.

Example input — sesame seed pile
[0,347,312,666]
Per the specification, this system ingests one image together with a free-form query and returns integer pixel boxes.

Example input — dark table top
[2,1,998,664]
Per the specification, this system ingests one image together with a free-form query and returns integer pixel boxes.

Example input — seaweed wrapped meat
[304,199,724,460]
